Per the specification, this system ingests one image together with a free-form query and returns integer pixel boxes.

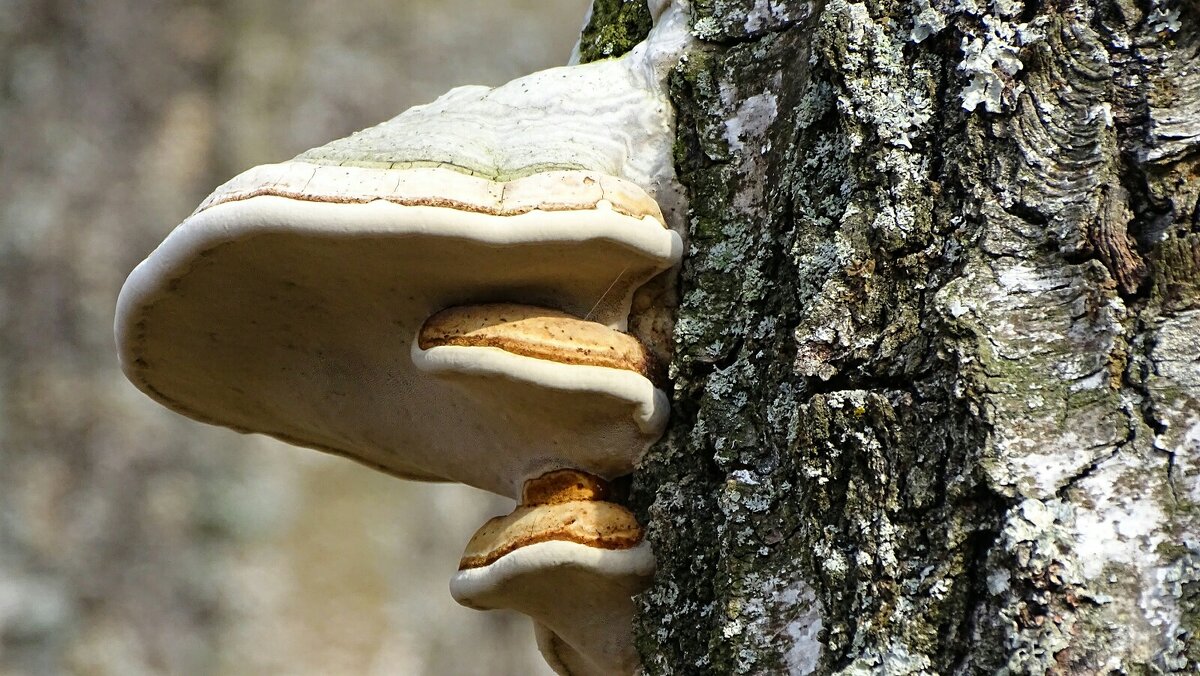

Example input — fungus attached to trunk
[116,166,672,673]
[452,470,654,676]
[116,168,679,498]
[115,2,694,674]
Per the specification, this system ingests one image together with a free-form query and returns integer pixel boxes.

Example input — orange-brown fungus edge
[521,468,610,505]
[418,303,655,377]
[458,469,643,570]
[457,502,644,571]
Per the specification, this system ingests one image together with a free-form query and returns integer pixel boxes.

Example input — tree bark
[591,0,1200,672]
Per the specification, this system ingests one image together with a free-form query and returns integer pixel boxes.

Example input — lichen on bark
[634,0,1200,672]
[578,0,653,63]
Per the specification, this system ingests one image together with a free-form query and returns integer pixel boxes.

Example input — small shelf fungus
[452,470,654,676]
[114,2,692,674]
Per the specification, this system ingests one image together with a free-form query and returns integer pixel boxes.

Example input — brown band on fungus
[521,469,610,506]
[419,303,655,377]
[196,164,668,225]
[458,500,645,570]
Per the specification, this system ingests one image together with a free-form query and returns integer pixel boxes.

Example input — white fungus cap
[115,0,695,499]
[116,166,681,498]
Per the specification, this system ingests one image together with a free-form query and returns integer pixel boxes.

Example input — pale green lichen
[635,0,1200,672]
[578,0,653,63]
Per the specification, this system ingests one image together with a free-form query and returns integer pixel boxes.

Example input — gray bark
[614,0,1200,672]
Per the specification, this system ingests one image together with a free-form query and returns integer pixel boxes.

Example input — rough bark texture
[585,0,1200,672]
[579,0,655,62]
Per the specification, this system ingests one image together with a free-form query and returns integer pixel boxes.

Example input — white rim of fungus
[117,190,683,376]
[412,342,670,436]
[119,198,681,331]
[450,539,655,601]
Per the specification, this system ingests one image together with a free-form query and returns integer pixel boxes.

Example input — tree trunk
[607,0,1200,672]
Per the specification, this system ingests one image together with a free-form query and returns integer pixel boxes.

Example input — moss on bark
[578,0,653,63]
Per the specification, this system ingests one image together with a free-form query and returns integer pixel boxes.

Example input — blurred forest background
[0,0,590,673]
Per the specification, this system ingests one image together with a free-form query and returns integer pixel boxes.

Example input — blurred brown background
[0,1,590,673]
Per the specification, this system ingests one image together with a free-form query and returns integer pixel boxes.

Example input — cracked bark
[583,0,1200,672]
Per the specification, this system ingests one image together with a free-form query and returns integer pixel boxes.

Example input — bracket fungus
[115,2,693,674]
[452,470,654,676]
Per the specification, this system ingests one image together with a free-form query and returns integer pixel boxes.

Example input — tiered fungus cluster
[115,3,692,673]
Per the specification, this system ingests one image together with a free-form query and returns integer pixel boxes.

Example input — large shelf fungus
[117,169,678,498]
[114,2,693,675]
